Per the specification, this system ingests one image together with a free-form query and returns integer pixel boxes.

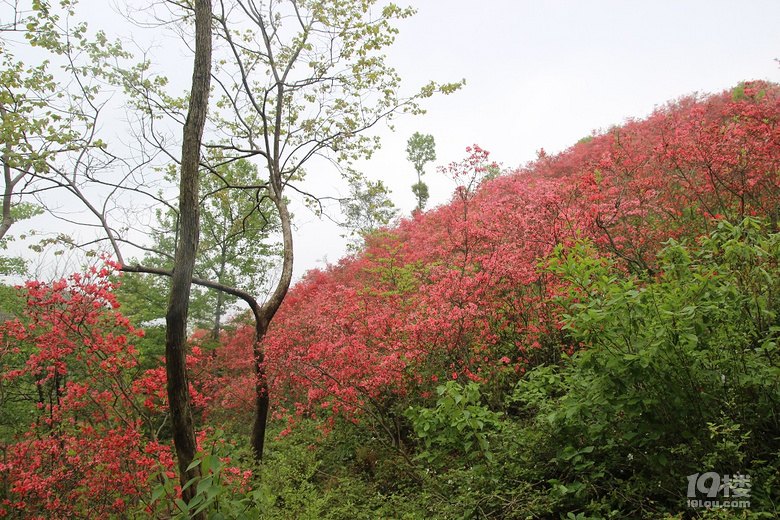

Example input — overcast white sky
[294,0,780,278]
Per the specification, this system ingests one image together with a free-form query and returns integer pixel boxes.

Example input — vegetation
[1,1,780,517]
[339,179,398,251]
[407,132,437,211]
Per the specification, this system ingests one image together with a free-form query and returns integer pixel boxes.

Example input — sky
[4,0,780,285]
[293,0,780,278]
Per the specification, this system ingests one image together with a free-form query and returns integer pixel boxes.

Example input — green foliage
[522,218,780,516]
[406,132,436,210]
[211,3,461,179]
[0,291,38,441]
[410,181,430,211]
[340,179,398,251]
[0,283,24,319]
[730,81,774,101]
[254,417,562,520]
[405,381,503,466]
[0,252,27,277]
[406,132,437,177]
[251,422,434,519]
[143,434,270,520]
[1,0,130,248]
[119,158,280,337]
[481,163,502,182]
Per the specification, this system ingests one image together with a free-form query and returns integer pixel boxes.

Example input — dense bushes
[239,223,780,519]
[239,83,780,518]
[0,264,173,518]
[3,82,780,518]
[518,218,780,516]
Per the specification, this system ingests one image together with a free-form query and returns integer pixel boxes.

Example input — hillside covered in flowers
[3,82,780,519]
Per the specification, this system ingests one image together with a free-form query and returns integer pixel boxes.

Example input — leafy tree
[340,179,397,251]
[410,180,429,212]
[196,160,279,337]
[197,0,461,459]
[0,204,40,276]
[406,132,436,210]
[0,0,128,272]
[125,158,280,339]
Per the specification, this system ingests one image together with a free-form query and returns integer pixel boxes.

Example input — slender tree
[164,0,211,508]
[406,132,436,211]
[206,0,461,459]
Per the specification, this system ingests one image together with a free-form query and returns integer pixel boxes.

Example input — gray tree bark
[165,0,212,510]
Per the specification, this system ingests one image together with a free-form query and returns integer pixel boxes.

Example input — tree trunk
[165,0,212,511]
[250,316,271,460]
[212,289,224,339]
[1,107,19,243]
[1,160,13,242]
[250,181,294,460]
[212,251,227,339]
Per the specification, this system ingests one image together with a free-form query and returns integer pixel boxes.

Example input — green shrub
[405,381,503,466]
[519,218,780,517]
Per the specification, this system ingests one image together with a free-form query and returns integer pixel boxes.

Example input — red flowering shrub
[231,82,780,439]
[0,263,174,519]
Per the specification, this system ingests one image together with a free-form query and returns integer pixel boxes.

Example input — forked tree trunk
[250,180,294,460]
[165,0,212,511]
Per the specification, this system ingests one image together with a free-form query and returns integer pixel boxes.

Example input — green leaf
[197,475,214,495]
[150,484,166,503]
[187,455,204,472]
[181,476,198,492]
[174,498,189,514]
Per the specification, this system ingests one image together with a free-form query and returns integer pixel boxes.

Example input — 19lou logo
[686,472,751,509]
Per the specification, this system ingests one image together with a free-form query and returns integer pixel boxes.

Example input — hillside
[196,81,780,518]
[257,80,780,415]
[3,82,780,519]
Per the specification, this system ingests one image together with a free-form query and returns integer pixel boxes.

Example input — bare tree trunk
[165,0,211,511]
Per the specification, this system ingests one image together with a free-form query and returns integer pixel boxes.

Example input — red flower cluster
[0,264,174,519]
[203,82,780,435]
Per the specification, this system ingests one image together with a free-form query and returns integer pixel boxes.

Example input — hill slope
[211,81,780,518]
[252,81,780,411]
